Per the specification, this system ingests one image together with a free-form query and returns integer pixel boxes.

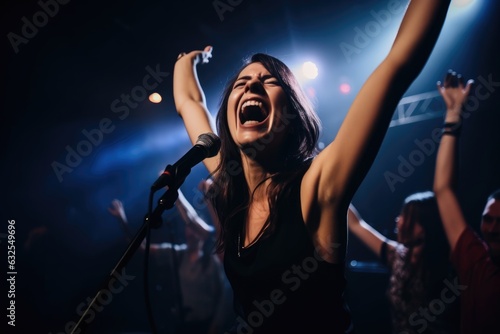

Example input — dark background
[2,0,500,333]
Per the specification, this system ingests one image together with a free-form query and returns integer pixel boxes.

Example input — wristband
[442,129,460,137]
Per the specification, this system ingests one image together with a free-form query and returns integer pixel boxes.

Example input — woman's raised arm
[310,0,451,206]
[302,1,451,261]
[433,71,473,250]
[173,46,219,174]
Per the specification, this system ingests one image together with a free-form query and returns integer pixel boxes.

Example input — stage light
[302,61,318,79]
[340,83,351,95]
[149,92,162,103]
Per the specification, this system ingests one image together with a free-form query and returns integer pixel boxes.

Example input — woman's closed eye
[233,81,246,88]
[264,80,280,86]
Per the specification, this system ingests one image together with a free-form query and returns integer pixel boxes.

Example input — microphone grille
[196,133,221,157]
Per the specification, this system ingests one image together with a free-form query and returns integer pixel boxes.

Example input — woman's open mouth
[239,99,269,127]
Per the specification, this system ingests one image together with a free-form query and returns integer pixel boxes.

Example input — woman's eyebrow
[261,74,274,80]
[235,74,275,82]
[235,75,251,82]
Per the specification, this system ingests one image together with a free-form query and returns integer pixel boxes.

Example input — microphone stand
[71,181,184,334]
[149,183,187,334]
[165,208,186,334]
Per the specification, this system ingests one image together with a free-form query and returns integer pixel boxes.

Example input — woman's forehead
[237,62,270,77]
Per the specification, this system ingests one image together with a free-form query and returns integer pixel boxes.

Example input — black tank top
[224,167,353,333]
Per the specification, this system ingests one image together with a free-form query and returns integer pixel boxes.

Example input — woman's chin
[235,132,267,148]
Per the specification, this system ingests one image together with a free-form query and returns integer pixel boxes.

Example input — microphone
[151,133,220,191]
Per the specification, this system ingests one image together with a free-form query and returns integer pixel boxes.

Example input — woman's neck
[240,153,273,201]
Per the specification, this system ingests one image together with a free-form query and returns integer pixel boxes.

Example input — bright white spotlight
[149,92,162,103]
[302,61,318,80]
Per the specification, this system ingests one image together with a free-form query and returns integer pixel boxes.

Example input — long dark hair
[398,191,450,298]
[208,53,321,253]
